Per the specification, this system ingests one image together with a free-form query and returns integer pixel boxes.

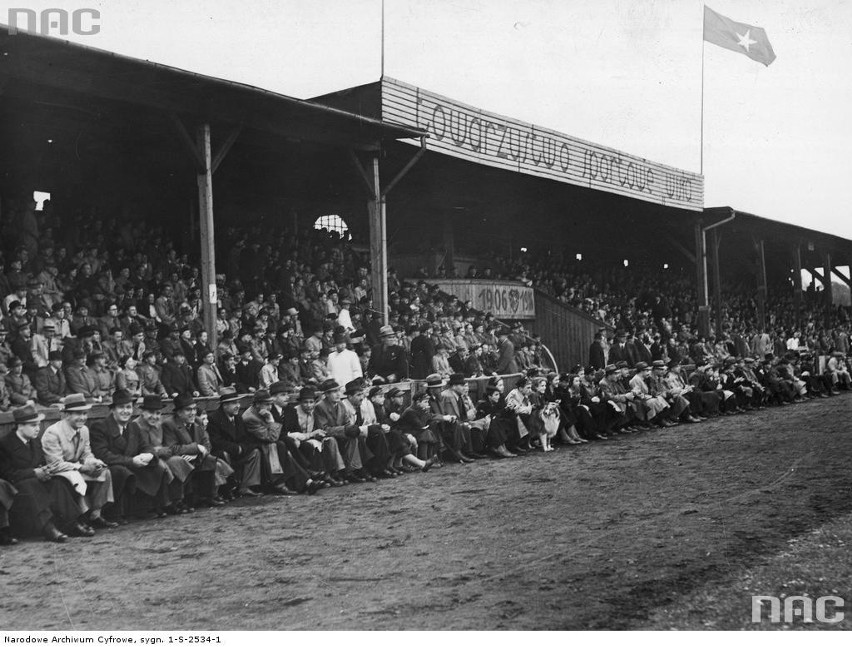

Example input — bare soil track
[2,393,851,630]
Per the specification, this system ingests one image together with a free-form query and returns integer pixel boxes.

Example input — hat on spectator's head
[344,378,366,395]
[367,385,384,400]
[62,393,92,412]
[253,390,272,405]
[635,362,649,371]
[13,403,44,424]
[379,325,395,338]
[651,360,666,370]
[145,321,159,332]
[333,332,347,345]
[140,395,164,411]
[724,356,737,366]
[47,350,63,362]
[667,358,681,368]
[425,373,445,388]
[266,381,287,396]
[604,364,618,375]
[173,393,196,411]
[448,373,466,386]
[42,321,55,331]
[7,300,22,311]
[110,389,135,407]
[497,327,511,337]
[268,352,282,362]
[386,387,402,399]
[293,386,315,403]
[78,325,97,338]
[320,378,341,393]
[218,387,243,403]
[286,307,298,316]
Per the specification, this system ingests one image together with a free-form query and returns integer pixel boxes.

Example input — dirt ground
[2,393,851,631]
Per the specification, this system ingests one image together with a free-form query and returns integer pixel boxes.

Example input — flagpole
[700,9,705,176]
[380,0,385,79]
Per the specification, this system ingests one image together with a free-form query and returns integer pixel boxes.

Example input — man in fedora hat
[90,389,171,521]
[314,378,374,482]
[207,387,263,498]
[162,393,223,509]
[0,404,77,542]
[241,390,324,495]
[423,373,470,464]
[129,394,191,513]
[369,325,409,383]
[40,394,116,535]
[279,385,348,487]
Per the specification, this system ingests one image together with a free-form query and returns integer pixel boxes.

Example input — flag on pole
[703,6,776,66]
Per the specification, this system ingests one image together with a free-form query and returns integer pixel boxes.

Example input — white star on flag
[736,29,757,52]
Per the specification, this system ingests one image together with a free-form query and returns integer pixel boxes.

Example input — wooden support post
[711,228,722,336]
[367,156,388,324]
[755,238,767,332]
[823,252,833,324]
[694,222,710,337]
[196,123,218,349]
[793,243,802,329]
[442,212,455,276]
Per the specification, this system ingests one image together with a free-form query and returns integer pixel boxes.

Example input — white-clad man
[40,393,116,536]
[327,332,362,388]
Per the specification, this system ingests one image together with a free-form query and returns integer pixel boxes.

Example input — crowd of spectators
[0,195,849,547]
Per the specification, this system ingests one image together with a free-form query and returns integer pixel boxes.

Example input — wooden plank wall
[527,289,612,371]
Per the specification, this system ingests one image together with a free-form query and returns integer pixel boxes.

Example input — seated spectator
[0,404,77,543]
[5,356,35,406]
[40,394,116,536]
[35,350,67,407]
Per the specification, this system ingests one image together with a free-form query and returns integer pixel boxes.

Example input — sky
[3,0,852,240]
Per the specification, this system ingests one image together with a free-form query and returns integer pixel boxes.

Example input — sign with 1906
[434,281,535,319]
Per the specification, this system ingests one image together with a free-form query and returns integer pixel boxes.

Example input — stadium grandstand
[0,26,850,544]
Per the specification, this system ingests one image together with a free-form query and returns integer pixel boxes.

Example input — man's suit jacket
[608,343,629,366]
[208,407,259,457]
[241,406,281,443]
[495,339,518,374]
[314,399,353,440]
[90,414,154,467]
[0,432,46,482]
[161,362,196,396]
[35,365,67,405]
[588,341,606,370]
[161,417,210,456]
[65,365,99,399]
[197,363,223,397]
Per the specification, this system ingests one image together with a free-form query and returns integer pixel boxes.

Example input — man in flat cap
[40,394,116,535]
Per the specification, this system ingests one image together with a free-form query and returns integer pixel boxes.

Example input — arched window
[313,214,350,239]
